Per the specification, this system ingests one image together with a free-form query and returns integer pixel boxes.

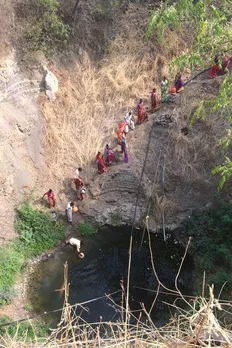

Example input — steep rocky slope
[81,74,229,230]
[0,0,229,243]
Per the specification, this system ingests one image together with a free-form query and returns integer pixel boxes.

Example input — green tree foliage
[24,0,69,54]
[147,0,232,189]
[147,0,232,71]
[182,200,232,296]
[0,204,65,305]
[212,157,232,190]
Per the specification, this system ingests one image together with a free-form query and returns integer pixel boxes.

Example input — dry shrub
[3,284,232,347]
[167,127,220,181]
[41,5,187,182]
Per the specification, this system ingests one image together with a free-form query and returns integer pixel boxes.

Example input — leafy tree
[24,0,69,54]
[147,0,232,72]
[147,0,232,189]
[182,200,232,296]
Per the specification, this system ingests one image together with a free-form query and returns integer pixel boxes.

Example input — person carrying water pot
[66,201,74,223]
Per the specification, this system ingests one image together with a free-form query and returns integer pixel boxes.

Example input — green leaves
[182,201,232,296]
[190,101,206,126]
[212,157,232,190]
[24,0,70,54]
[147,0,232,73]
[79,221,97,236]
[0,204,65,305]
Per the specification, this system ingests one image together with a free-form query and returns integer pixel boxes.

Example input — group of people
[42,167,86,223]
[95,73,187,174]
[41,54,231,259]
[42,170,86,258]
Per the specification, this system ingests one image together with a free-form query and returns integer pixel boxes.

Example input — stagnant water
[28,227,194,326]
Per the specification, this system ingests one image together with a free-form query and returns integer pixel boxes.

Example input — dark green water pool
[28,226,194,326]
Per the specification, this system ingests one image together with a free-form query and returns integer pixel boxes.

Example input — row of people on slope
[116,74,184,143]
[96,75,186,174]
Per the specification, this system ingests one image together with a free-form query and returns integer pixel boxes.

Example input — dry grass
[41,4,187,183]
[2,262,232,347]
[166,103,226,183]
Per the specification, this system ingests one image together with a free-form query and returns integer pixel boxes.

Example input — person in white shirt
[66,237,84,256]
[66,201,74,223]
[124,111,135,130]
[75,167,83,179]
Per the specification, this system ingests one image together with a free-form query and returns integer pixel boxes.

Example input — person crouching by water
[137,99,148,124]
[66,237,84,258]
[104,144,115,165]
[42,189,56,208]
[96,151,106,174]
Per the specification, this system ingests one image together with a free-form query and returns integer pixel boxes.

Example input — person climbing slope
[96,152,106,174]
[174,73,184,93]
[42,189,56,208]
[124,111,135,130]
[209,52,230,78]
[104,144,115,165]
[150,88,161,111]
[209,53,220,78]
[116,121,127,143]
[161,77,168,102]
[121,135,129,163]
[137,99,148,124]
[75,167,82,179]
[73,176,85,200]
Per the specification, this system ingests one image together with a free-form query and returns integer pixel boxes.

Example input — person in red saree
[116,121,127,143]
[137,99,148,124]
[104,144,115,165]
[209,54,220,78]
[209,52,230,78]
[151,88,161,111]
[96,152,106,174]
[42,189,56,208]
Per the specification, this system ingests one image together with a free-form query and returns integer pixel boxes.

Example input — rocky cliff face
[0,52,44,241]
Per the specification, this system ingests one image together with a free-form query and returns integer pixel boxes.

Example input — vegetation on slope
[22,0,69,53]
[0,204,65,305]
[182,199,232,296]
[147,0,232,189]
[0,316,50,343]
